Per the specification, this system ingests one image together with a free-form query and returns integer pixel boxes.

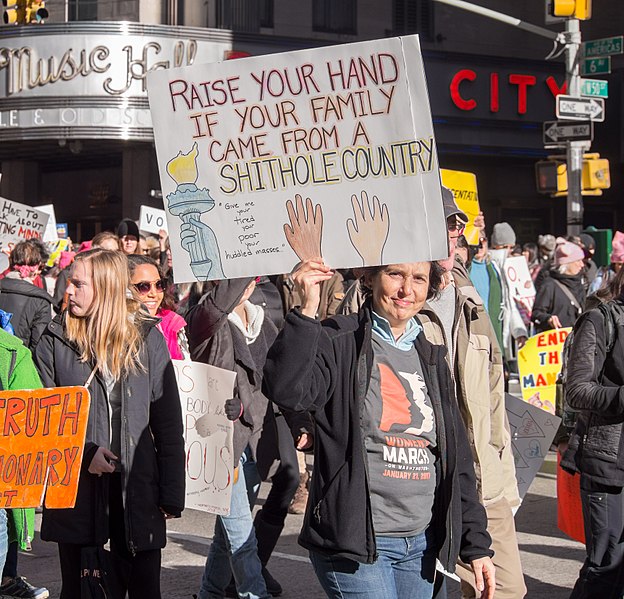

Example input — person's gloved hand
[225,397,243,421]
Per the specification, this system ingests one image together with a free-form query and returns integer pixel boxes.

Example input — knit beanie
[491,222,516,247]
[555,241,585,266]
[611,231,624,263]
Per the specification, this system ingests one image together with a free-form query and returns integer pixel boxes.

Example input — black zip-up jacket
[562,301,624,485]
[532,272,585,332]
[34,315,185,552]
[263,306,492,568]
[0,276,53,350]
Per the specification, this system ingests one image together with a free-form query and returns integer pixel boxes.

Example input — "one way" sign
[556,95,605,122]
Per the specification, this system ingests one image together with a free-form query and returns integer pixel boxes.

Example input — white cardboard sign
[147,35,447,283]
[173,359,236,515]
[36,204,58,242]
[0,198,50,251]
[139,205,169,235]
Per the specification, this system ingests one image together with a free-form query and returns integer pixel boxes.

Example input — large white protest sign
[173,359,236,515]
[139,205,169,235]
[147,36,447,283]
[506,393,560,499]
[0,198,49,251]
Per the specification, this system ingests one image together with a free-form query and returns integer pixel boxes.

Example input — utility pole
[433,0,596,236]
[564,18,584,235]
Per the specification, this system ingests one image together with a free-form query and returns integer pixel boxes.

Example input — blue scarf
[371,310,422,351]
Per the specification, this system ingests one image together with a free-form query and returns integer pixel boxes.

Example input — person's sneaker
[261,567,282,597]
[0,577,49,599]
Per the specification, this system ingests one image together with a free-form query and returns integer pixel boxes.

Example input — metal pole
[432,0,559,41]
[565,19,583,236]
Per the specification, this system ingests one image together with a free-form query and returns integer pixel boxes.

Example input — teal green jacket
[0,328,43,550]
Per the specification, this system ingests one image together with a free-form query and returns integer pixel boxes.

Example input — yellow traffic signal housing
[26,0,47,23]
[550,0,592,19]
[2,0,26,24]
[582,153,610,191]
[536,154,610,197]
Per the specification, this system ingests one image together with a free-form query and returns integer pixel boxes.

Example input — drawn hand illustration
[283,194,324,261]
[346,191,390,266]
[180,217,224,280]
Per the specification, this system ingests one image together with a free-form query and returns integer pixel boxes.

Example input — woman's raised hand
[292,258,334,319]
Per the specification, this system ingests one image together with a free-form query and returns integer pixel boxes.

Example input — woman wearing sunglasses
[127,255,187,359]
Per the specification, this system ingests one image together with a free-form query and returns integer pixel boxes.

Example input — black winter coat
[186,278,278,464]
[0,276,52,350]
[263,307,492,568]
[562,300,624,485]
[34,316,185,552]
[532,272,585,332]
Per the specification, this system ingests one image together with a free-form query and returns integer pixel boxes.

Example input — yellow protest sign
[517,328,572,414]
[0,386,90,509]
[440,169,481,245]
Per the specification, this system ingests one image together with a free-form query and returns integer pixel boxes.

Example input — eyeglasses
[447,221,465,234]
[133,280,165,294]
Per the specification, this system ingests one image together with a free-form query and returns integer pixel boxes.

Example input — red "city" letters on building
[449,69,567,114]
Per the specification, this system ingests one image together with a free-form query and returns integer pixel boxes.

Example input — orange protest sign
[0,386,90,509]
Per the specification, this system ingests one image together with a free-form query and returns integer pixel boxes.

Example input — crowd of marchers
[0,196,621,599]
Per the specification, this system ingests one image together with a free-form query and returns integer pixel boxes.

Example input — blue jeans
[0,509,7,576]
[310,530,435,599]
[197,453,270,599]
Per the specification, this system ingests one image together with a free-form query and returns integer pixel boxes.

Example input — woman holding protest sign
[33,249,185,599]
[263,259,495,599]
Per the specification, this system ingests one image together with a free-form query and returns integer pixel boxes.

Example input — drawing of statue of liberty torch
[166,142,225,280]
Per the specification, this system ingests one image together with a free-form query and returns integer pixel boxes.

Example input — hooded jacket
[0,276,52,350]
[562,300,624,485]
[186,278,277,463]
[33,315,185,552]
[263,306,492,568]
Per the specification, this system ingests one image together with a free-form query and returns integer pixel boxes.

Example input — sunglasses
[133,280,165,294]
[447,222,465,234]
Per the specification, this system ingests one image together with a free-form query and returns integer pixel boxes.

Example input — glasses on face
[133,280,165,294]
[447,221,466,234]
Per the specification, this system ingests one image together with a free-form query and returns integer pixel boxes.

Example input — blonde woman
[34,249,185,599]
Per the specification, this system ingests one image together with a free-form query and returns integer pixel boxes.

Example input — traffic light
[536,154,610,196]
[536,159,567,195]
[2,0,47,23]
[582,153,610,193]
[548,0,592,20]
[2,0,26,24]
[26,0,47,22]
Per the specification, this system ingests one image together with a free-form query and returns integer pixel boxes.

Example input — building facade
[1,0,622,241]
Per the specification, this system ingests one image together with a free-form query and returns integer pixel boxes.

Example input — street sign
[581,78,609,98]
[581,56,611,76]
[583,36,624,58]
[543,121,593,145]
[556,95,605,122]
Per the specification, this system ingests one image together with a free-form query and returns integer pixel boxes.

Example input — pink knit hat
[611,231,624,263]
[555,241,585,266]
